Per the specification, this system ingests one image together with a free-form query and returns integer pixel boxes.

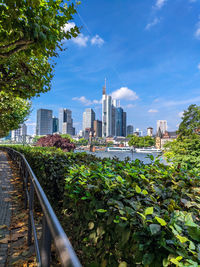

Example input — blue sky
[27,0,200,135]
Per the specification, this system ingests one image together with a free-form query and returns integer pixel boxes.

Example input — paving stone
[0,152,13,266]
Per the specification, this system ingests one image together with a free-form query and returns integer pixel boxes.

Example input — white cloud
[91,35,104,47]
[163,96,200,107]
[125,104,136,108]
[111,87,138,101]
[155,0,167,9]
[178,111,184,118]
[72,96,101,106]
[72,33,89,47]
[148,109,158,113]
[62,22,76,32]
[26,122,36,126]
[145,18,160,30]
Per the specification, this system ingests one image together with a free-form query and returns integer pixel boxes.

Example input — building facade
[52,117,59,133]
[157,120,167,134]
[147,127,153,137]
[59,108,75,135]
[36,109,53,135]
[93,120,102,137]
[83,108,95,131]
[127,125,134,136]
[11,123,27,141]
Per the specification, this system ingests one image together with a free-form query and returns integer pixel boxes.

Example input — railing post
[28,180,34,246]
[41,216,52,267]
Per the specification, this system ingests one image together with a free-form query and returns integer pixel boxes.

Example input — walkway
[0,151,13,266]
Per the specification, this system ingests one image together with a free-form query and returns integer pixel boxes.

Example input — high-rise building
[157,120,167,134]
[52,117,59,133]
[36,109,53,135]
[93,120,102,137]
[122,111,127,137]
[102,81,112,137]
[11,123,27,141]
[116,107,123,136]
[59,108,75,135]
[147,127,153,137]
[82,108,95,131]
[127,125,134,136]
[102,80,127,137]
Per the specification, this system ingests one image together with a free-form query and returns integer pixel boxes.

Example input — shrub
[36,134,75,152]
[63,159,200,266]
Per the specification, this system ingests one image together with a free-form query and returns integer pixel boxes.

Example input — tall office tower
[102,81,112,137]
[147,127,153,137]
[93,120,102,137]
[52,117,59,133]
[157,120,167,134]
[122,111,127,137]
[127,125,134,136]
[59,108,74,135]
[11,123,27,141]
[111,99,117,136]
[36,109,53,135]
[116,107,123,136]
[82,108,95,131]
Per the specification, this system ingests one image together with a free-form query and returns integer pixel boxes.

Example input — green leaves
[145,207,154,216]
[149,224,161,235]
[155,216,167,226]
[5,145,200,267]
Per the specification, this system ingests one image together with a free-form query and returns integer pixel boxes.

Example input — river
[76,150,165,164]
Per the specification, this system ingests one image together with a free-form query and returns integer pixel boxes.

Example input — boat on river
[106,147,133,152]
[135,147,162,153]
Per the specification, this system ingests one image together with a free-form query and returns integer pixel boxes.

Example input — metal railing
[1,147,82,267]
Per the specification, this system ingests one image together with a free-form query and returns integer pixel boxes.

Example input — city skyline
[25,0,200,135]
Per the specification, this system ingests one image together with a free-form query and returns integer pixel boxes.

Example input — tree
[36,134,75,152]
[178,104,200,137]
[0,0,79,98]
[0,92,31,137]
[128,136,155,148]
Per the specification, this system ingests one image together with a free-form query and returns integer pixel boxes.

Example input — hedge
[2,145,200,267]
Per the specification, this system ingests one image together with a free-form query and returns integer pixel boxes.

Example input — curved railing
[1,147,81,267]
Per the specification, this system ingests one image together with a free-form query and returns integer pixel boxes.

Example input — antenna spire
[103,77,106,95]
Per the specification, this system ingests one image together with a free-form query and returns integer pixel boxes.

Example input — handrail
[1,147,82,267]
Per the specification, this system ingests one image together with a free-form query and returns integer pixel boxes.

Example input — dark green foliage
[3,145,200,266]
[128,136,155,148]
[178,105,200,136]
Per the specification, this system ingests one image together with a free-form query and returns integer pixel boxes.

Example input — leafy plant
[36,134,76,152]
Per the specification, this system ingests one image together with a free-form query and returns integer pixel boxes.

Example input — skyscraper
[122,111,127,137]
[147,127,153,137]
[127,125,134,136]
[93,120,102,137]
[52,117,59,133]
[102,80,113,137]
[157,120,167,134]
[36,109,53,135]
[82,108,95,131]
[116,107,123,136]
[59,108,75,135]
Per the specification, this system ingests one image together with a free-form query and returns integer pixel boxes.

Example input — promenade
[0,152,13,266]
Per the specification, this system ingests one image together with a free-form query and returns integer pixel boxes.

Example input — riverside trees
[0,0,79,136]
[165,104,200,171]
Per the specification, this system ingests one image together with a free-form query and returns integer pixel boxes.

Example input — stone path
[0,151,13,266]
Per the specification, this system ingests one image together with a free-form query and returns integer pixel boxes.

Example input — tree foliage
[128,136,155,147]
[0,92,31,137]
[36,134,75,151]
[0,0,79,98]
[178,104,200,136]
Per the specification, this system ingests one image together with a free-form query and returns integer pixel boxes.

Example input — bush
[2,145,200,266]
[63,158,200,266]
[36,134,76,152]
